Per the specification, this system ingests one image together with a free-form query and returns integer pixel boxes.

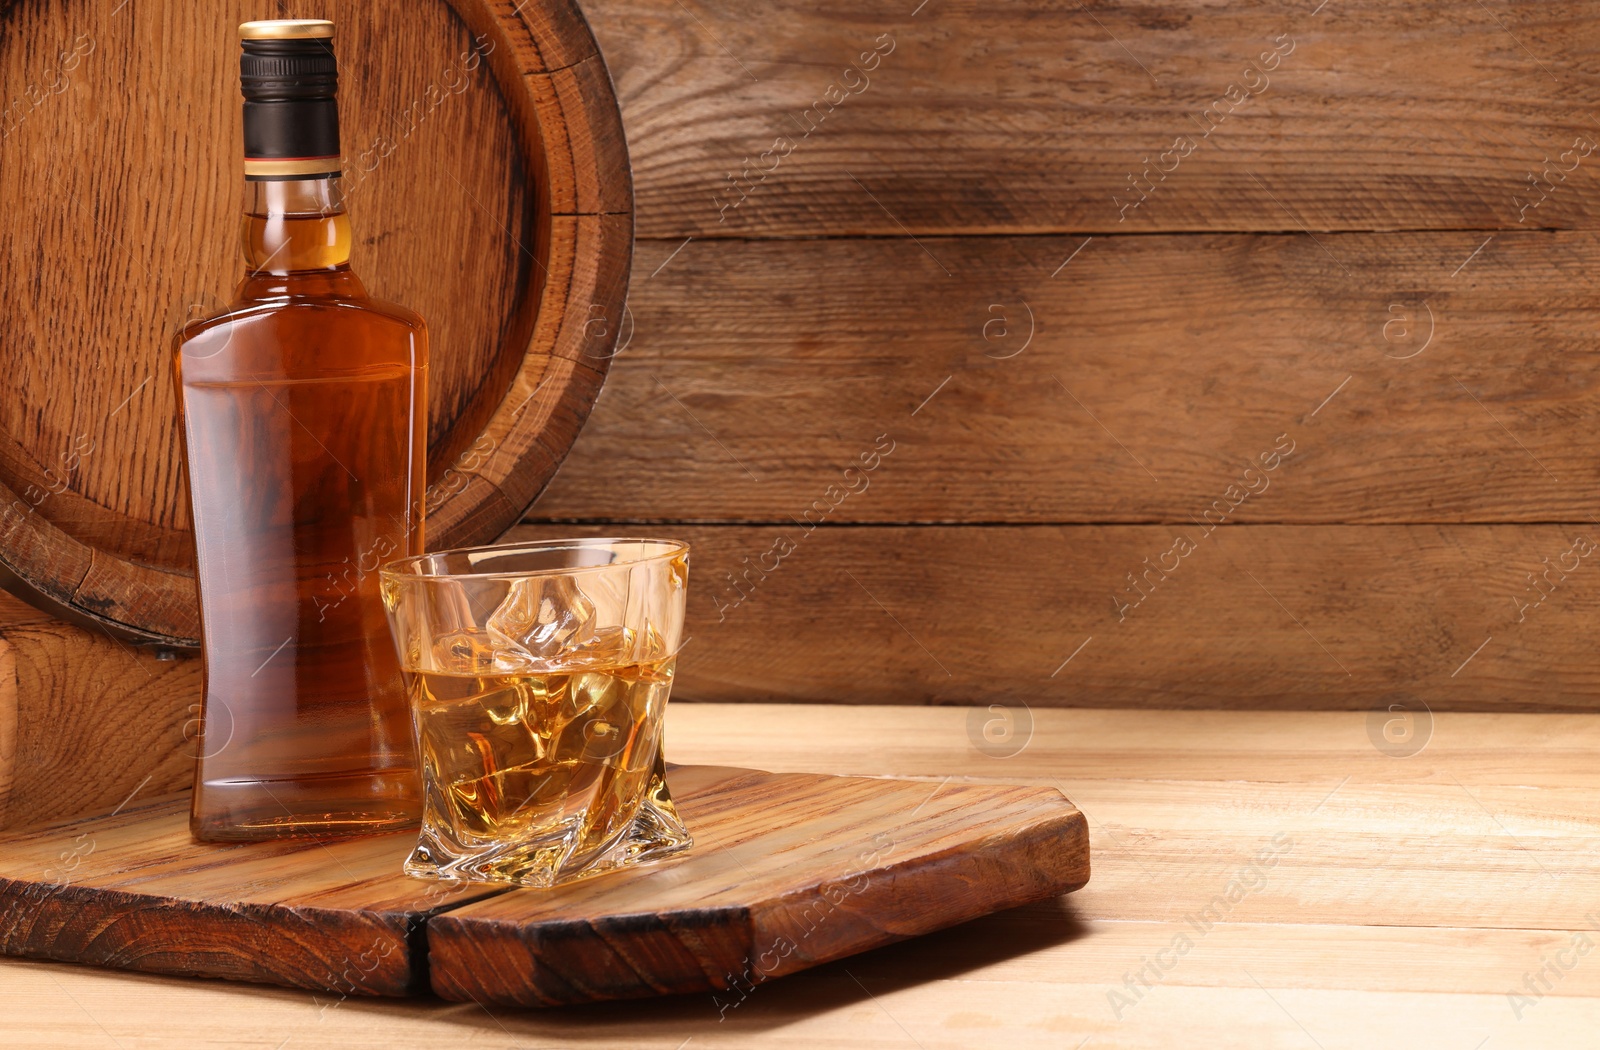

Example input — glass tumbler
[379,538,693,887]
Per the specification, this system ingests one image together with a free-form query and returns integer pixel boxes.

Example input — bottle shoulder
[222,267,426,330]
[175,289,428,384]
[177,294,425,335]
[354,295,427,334]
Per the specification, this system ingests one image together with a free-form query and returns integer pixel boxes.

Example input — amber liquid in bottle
[176,175,427,841]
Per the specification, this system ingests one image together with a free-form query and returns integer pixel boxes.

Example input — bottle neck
[241,177,352,274]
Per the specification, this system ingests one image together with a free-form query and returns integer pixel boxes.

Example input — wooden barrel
[0,0,630,649]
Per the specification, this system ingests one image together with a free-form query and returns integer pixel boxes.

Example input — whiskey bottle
[175,20,427,841]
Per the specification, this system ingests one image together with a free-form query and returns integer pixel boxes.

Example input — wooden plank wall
[519,0,1600,709]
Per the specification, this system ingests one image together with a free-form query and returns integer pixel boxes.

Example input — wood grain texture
[529,230,1600,525]
[664,702,1600,787]
[0,618,15,831]
[518,0,1600,716]
[0,796,499,996]
[0,763,1087,1004]
[0,0,631,646]
[512,523,1600,710]
[1,705,1599,1048]
[0,620,196,829]
[583,0,1600,238]
[0,591,195,831]
[428,764,1086,1006]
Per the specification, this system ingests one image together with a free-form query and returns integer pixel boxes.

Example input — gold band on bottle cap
[239,20,335,40]
[244,156,342,179]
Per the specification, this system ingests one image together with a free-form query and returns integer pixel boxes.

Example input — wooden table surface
[5,701,1597,1048]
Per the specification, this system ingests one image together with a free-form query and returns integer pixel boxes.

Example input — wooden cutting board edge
[425,773,1089,1006]
[0,766,1090,1006]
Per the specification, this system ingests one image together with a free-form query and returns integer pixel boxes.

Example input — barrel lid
[0,2,633,648]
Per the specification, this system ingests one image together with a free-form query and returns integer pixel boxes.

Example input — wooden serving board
[0,765,1088,1006]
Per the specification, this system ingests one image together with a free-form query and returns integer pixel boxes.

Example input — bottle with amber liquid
[175,20,426,841]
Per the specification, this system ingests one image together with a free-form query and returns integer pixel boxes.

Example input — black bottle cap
[238,21,342,180]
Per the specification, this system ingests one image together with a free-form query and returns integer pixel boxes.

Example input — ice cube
[419,683,542,772]
[432,630,499,675]
[417,682,549,840]
[641,623,672,661]
[486,575,598,665]
[551,667,662,769]
[563,625,635,668]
